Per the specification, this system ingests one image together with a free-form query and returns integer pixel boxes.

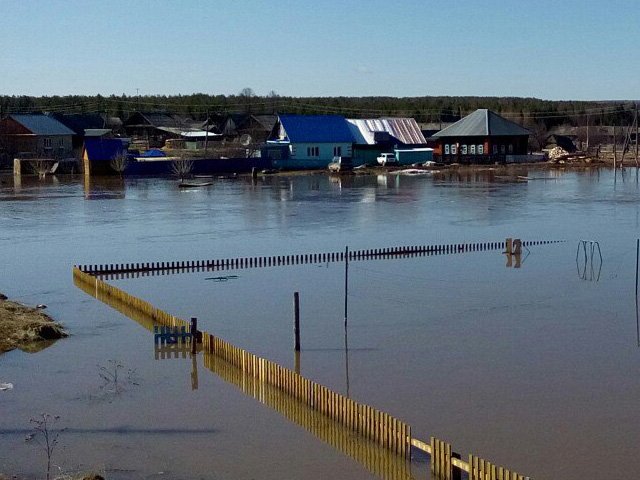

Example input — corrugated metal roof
[432,109,530,138]
[278,115,354,143]
[10,114,75,136]
[347,118,426,145]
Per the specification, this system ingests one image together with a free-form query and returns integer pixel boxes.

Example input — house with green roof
[432,109,530,163]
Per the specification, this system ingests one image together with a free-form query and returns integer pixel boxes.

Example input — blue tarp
[140,149,166,157]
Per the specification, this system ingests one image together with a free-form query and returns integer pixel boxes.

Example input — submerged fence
[78,239,563,279]
[73,241,539,479]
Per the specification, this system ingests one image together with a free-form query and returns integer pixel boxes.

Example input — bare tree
[29,160,50,179]
[109,152,128,178]
[25,413,65,480]
[171,158,193,181]
[239,87,255,114]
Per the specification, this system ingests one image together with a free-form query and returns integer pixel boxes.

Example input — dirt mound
[0,294,67,354]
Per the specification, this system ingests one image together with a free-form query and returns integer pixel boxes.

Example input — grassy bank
[0,293,67,354]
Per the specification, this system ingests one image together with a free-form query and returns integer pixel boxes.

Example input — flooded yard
[1,168,639,480]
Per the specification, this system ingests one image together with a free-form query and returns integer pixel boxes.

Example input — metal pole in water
[294,292,300,352]
[344,246,349,328]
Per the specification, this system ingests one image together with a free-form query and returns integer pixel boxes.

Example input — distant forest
[0,93,637,131]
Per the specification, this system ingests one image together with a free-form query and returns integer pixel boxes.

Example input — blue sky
[0,0,638,100]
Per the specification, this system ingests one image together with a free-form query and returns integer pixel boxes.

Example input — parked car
[376,152,398,166]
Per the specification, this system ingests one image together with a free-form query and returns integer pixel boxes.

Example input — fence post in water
[505,238,513,255]
[513,238,522,255]
[293,292,301,352]
[344,246,349,328]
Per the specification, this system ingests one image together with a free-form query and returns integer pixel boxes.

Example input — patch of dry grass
[0,294,67,354]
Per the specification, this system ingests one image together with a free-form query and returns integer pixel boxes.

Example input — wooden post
[505,238,513,255]
[294,292,300,352]
[13,158,21,177]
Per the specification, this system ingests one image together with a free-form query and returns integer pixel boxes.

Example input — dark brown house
[432,109,530,163]
[0,114,74,163]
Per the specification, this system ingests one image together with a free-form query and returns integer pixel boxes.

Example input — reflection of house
[264,115,354,169]
[123,112,199,148]
[347,118,427,165]
[0,114,74,159]
[432,109,530,163]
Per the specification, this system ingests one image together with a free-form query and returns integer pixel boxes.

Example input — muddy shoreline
[0,292,67,354]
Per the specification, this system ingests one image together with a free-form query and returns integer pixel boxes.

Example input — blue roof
[278,115,354,143]
[10,114,75,136]
[84,137,127,161]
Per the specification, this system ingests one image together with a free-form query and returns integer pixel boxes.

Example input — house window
[501,145,506,154]
[478,144,483,154]
[508,144,514,154]
[461,145,467,154]
[43,138,52,149]
[333,146,342,156]
[58,138,64,147]
[493,145,498,154]
[444,144,450,155]
[307,146,319,157]
[451,144,457,155]
[470,145,476,155]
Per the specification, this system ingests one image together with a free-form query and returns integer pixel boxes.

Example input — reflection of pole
[636,238,640,347]
[344,246,349,328]
[294,350,300,375]
[344,323,350,398]
[191,352,199,390]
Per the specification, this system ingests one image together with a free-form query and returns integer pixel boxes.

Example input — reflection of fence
[576,240,602,281]
[73,264,533,480]
[77,240,564,279]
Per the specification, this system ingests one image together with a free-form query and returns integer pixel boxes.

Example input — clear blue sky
[0,0,638,100]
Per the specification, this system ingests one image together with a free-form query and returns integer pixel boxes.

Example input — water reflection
[74,273,422,480]
[576,240,603,281]
[204,353,418,480]
[82,176,126,200]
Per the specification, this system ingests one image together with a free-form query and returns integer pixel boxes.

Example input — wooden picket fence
[73,264,533,479]
[77,239,564,279]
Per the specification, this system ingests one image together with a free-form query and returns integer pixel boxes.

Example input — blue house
[264,115,355,169]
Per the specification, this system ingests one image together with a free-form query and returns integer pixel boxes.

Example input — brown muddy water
[1,169,640,480]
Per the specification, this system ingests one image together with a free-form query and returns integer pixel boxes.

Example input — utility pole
[586,113,590,152]
[635,103,638,168]
[204,108,209,156]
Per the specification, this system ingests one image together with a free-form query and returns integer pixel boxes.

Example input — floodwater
[1,168,640,480]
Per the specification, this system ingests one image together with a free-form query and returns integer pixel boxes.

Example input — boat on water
[178,181,213,188]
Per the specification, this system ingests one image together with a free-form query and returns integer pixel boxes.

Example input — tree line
[0,92,636,131]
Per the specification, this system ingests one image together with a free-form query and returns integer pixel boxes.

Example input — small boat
[178,181,213,188]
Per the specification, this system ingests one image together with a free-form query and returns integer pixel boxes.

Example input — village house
[347,117,427,165]
[123,112,200,148]
[264,115,354,169]
[432,109,530,163]
[0,114,75,160]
